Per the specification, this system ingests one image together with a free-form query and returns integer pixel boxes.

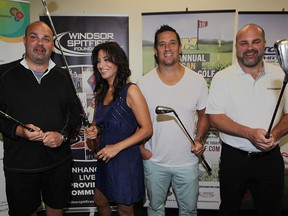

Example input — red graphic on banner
[198,20,208,28]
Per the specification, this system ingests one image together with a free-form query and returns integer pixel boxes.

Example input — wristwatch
[61,134,68,142]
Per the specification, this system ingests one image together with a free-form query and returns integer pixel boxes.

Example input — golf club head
[274,39,288,82]
[155,106,175,114]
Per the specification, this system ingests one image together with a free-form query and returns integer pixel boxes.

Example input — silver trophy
[266,39,288,138]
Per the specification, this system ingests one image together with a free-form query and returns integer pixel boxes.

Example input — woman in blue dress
[86,41,152,216]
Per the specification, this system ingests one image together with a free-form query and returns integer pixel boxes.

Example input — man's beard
[238,50,263,68]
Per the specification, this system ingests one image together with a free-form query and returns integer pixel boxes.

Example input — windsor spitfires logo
[264,46,277,64]
[53,32,115,57]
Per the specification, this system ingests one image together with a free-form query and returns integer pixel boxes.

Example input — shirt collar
[20,58,56,72]
[235,60,266,77]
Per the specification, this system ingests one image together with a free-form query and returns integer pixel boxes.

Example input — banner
[0,1,30,215]
[0,0,29,64]
[40,15,129,213]
[142,10,236,209]
[238,11,288,210]
[238,12,288,65]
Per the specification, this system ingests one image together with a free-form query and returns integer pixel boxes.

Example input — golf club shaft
[41,0,99,151]
[0,110,34,132]
[267,40,288,138]
[265,81,287,139]
[172,111,212,173]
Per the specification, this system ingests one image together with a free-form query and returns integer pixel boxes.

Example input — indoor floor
[37,208,288,216]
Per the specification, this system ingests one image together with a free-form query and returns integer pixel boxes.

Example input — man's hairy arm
[208,113,274,151]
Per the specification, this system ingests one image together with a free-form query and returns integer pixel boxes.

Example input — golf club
[265,39,288,139]
[41,0,99,152]
[0,110,34,132]
[155,105,212,174]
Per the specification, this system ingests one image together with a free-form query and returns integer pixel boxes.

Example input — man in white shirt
[138,24,209,216]
[206,23,288,216]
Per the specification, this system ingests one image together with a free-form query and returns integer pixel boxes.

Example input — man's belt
[222,142,279,158]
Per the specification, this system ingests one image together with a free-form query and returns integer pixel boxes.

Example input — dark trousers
[218,143,284,216]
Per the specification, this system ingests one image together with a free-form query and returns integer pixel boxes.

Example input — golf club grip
[90,138,99,153]
[14,120,34,132]
[201,155,212,172]
[0,111,35,132]
[82,116,99,153]
[25,125,35,132]
[265,132,270,139]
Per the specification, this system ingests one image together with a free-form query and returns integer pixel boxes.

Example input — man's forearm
[271,114,288,140]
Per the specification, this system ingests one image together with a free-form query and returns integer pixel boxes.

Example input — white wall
[30,0,288,82]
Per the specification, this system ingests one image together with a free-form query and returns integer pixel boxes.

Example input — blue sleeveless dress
[95,83,144,205]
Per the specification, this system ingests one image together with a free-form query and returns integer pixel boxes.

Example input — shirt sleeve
[197,76,209,111]
[205,72,226,114]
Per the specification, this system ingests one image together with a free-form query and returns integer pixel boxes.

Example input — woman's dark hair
[91,41,131,102]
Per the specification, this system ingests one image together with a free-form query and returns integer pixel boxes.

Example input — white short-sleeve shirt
[138,66,208,167]
[206,61,288,152]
